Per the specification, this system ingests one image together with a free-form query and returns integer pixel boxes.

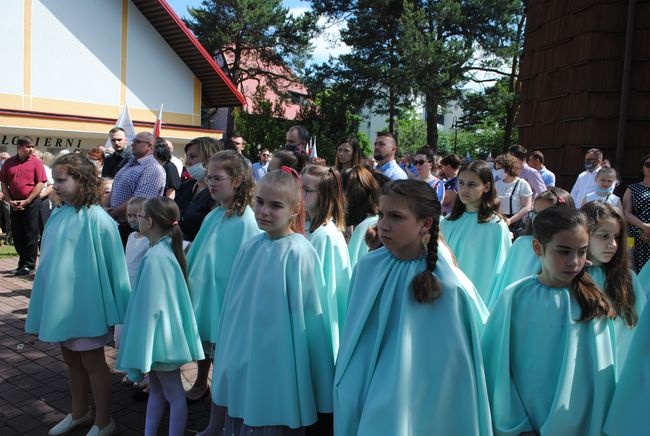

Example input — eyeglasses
[132,139,151,146]
[644,161,650,169]
[261,153,270,157]
[414,159,429,166]
[205,175,231,183]
[136,214,148,220]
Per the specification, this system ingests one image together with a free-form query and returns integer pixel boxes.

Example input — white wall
[0,1,25,95]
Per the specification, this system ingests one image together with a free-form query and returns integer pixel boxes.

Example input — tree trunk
[503,12,526,152]
[425,93,439,152]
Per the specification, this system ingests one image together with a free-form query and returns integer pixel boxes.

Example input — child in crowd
[25,153,130,436]
[210,168,333,435]
[125,197,149,286]
[440,160,511,303]
[482,207,618,435]
[116,196,149,387]
[487,187,574,308]
[117,197,204,436]
[185,151,261,432]
[341,165,382,268]
[302,164,352,359]
[581,201,645,372]
[582,166,622,208]
[334,179,491,435]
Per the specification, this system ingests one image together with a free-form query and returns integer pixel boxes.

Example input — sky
[165,0,349,65]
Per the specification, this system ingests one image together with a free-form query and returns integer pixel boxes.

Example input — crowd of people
[7,126,650,435]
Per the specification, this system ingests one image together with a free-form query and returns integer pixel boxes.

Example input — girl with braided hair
[334,179,491,435]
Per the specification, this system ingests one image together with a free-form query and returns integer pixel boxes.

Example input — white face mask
[495,168,506,180]
[487,161,495,169]
[187,162,207,180]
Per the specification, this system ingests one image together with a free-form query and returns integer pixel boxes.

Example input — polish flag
[153,104,164,137]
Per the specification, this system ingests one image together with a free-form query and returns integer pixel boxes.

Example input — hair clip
[171,220,179,226]
[280,166,300,180]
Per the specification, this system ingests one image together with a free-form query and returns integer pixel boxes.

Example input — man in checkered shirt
[108,131,165,246]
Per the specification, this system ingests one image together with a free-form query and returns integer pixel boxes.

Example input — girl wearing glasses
[118,197,204,436]
[187,151,261,430]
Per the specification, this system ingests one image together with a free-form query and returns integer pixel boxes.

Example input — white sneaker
[85,418,117,436]
[48,411,93,435]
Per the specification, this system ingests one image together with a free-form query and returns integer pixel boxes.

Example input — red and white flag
[153,104,164,137]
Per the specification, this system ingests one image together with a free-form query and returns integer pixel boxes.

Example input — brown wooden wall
[520,0,650,190]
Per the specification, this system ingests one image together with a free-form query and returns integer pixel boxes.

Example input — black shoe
[14,267,32,276]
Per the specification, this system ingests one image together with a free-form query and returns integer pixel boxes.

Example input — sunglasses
[644,161,650,169]
[414,159,429,166]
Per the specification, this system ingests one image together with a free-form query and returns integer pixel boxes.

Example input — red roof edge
[157,0,246,107]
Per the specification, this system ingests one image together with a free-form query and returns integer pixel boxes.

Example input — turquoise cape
[347,215,378,269]
[481,276,616,435]
[211,233,334,428]
[334,246,493,435]
[306,220,352,360]
[186,206,261,344]
[117,238,204,382]
[26,205,131,342]
[586,265,646,376]
[487,235,540,309]
[603,303,650,435]
[637,259,650,296]
[441,212,511,303]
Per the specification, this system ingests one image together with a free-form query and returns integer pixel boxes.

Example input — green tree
[398,0,522,150]
[394,107,427,156]
[185,0,317,133]
[233,87,289,158]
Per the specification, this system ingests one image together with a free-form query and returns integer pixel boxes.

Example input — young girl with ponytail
[301,164,352,359]
[117,197,204,436]
[482,206,618,435]
[334,179,491,435]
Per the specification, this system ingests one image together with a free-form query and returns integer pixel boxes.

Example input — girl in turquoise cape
[117,197,204,436]
[185,151,261,407]
[581,201,645,372]
[441,160,511,303]
[638,255,650,290]
[487,187,574,309]
[482,206,618,435]
[26,153,130,436]
[341,165,382,269]
[210,168,334,435]
[301,164,352,359]
[603,301,650,435]
[335,179,493,435]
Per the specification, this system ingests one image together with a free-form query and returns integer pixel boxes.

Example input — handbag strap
[509,179,521,216]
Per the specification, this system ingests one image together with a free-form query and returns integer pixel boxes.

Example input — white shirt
[496,177,533,216]
[571,168,600,207]
[583,191,622,209]
[125,232,149,285]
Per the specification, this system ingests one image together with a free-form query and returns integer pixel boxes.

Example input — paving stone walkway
[0,256,211,435]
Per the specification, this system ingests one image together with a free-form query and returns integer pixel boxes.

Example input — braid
[411,218,442,303]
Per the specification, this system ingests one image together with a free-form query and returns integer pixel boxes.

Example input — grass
[0,243,17,258]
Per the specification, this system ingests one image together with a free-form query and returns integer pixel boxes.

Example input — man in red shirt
[0,137,47,275]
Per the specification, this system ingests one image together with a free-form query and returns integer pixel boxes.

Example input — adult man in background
[527,150,556,188]
[571,147,605,207]
[252,148,271,182]
[109,132,165,245]
[507,144,546,200]
[231,134,252,166]
[374,132,407,180]
[102,127,131,178]
[0,137,47,275]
